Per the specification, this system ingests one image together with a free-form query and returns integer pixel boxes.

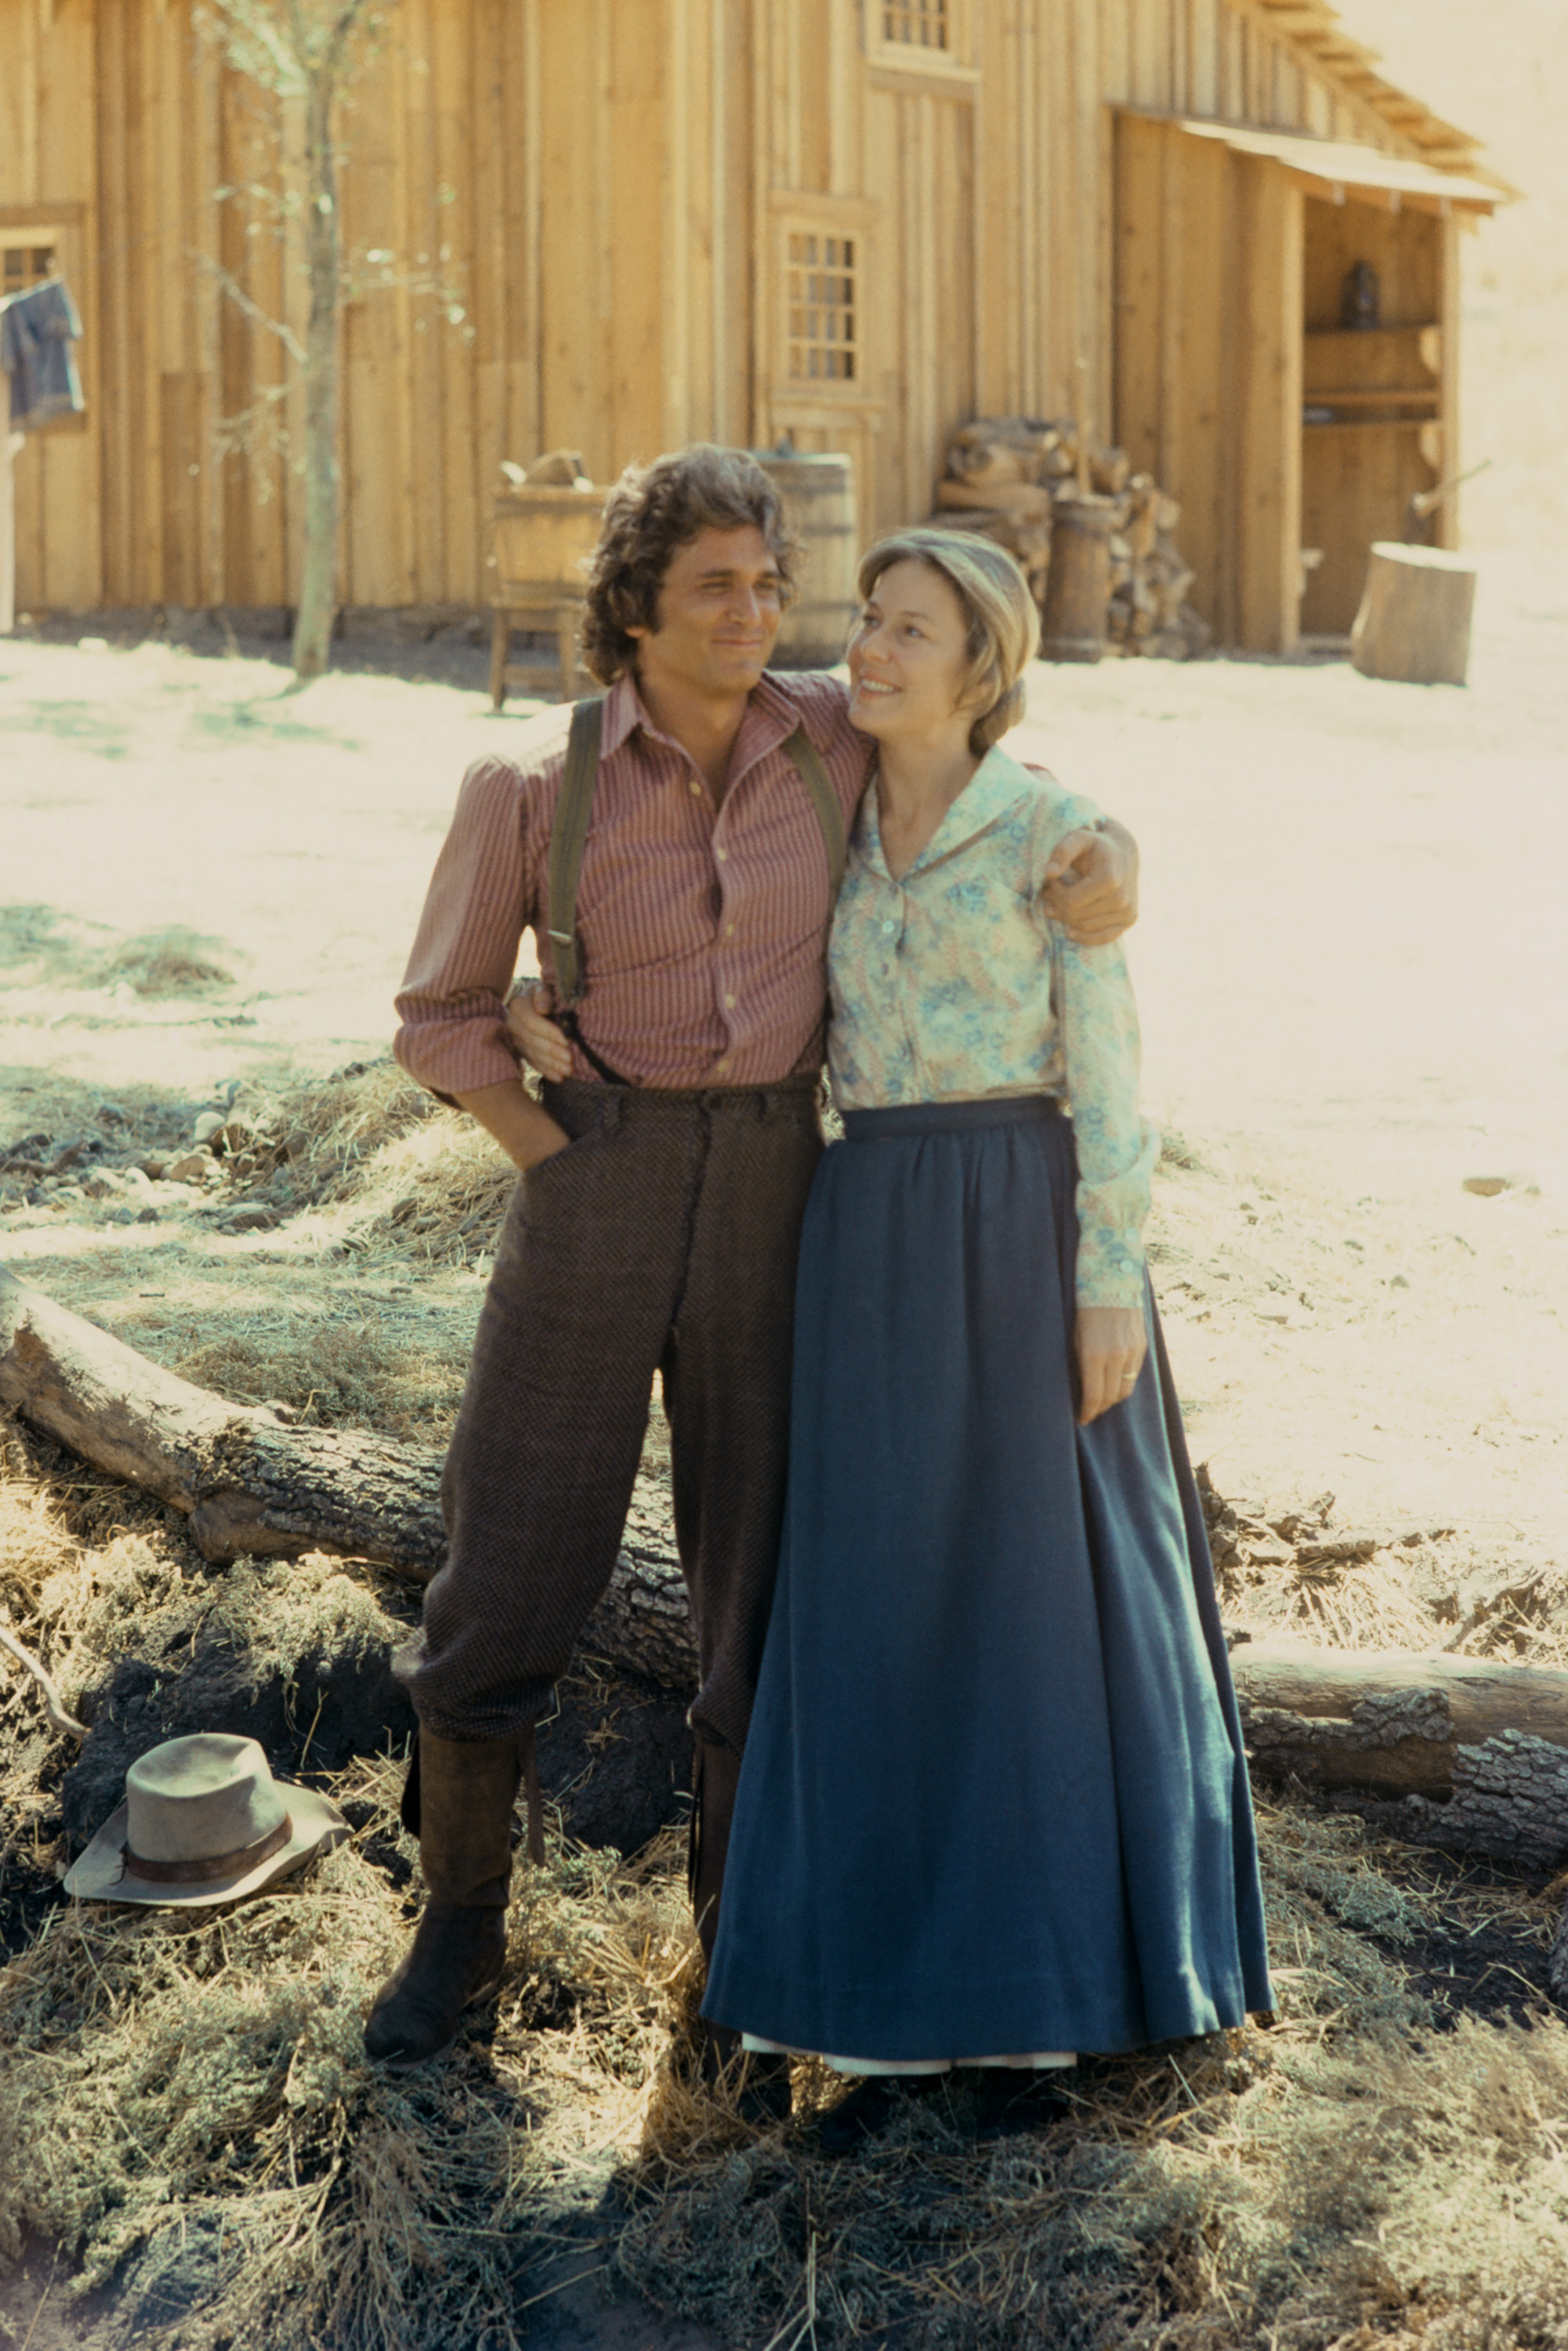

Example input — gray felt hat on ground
[63,1731,349,1907]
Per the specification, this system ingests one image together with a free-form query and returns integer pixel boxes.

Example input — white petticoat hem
[741,2034,1077,2078]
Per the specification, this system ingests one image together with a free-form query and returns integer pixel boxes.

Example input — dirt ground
[1,559,1566,2350]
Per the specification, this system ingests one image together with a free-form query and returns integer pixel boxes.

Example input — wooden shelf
[1303,324,1439,342]
[1302,415,1432,431]
[1304,387,1439,411]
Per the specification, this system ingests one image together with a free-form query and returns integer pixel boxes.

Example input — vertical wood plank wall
[0,0,1461,618]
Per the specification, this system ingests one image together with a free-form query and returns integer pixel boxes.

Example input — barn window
[786,232,856,383]
[2,243,57,296]
[882,0,948,48]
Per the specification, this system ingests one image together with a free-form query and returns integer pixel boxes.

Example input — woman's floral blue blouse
[827,743,1159,1310]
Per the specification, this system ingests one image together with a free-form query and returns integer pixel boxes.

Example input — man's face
[628,525,784,703]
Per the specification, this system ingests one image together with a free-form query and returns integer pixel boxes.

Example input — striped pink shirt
[394,669,871,1098]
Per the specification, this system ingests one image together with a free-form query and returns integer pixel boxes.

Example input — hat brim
[63,1782,349,1907]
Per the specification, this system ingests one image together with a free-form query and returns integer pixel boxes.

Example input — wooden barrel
[1351,542,1476,687]
[752,452,860,668]
[1038,494,1117,663]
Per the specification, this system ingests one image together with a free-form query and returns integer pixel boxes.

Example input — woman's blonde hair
[856,527,1041,755]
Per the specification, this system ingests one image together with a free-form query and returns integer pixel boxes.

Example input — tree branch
[0,1617,88,1744]
[190,248,308,367]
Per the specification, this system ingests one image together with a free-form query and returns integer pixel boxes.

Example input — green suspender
[545,694,605,1008]
[779,722,848,902]
[545,700,847,1013]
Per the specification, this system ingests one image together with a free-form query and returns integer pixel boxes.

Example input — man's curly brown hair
[581,444,798,684]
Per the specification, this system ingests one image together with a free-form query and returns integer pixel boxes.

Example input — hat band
[121,1812,293,1886]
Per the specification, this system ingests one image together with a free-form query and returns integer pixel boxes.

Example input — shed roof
[1174,118,1505,215]
[1237,0,1512,193]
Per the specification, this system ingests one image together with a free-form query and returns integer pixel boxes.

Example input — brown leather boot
[690,1733,791,2121]
[364,1728,531,2067]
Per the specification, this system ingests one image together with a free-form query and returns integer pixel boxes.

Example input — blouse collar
[861,744,1037,882]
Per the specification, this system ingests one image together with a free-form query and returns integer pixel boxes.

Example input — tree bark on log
[1233,1640,1568,1871]
[0,1262,697,1691]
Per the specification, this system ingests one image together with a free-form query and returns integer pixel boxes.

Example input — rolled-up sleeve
[394,757,537,1103]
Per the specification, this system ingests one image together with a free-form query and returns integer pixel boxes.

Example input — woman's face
[846,559,976,751]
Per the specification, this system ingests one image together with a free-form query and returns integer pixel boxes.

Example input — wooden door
[1114,114,1302,654]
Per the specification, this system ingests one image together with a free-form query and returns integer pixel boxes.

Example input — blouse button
[881,918,896,936]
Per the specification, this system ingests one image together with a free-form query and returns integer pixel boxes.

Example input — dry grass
[4,1064,1568,2346]
[0,1786,701,2351]
[617,1803,1568,2351]
[90,928,236,998]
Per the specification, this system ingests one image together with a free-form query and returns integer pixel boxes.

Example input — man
[366,444,1138,2075]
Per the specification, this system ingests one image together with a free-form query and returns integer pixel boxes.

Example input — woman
[697,528,1274,2150]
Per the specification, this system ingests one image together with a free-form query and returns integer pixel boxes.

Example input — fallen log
[0,1261,698,1692]
[10,1262,1568,1877]
[1233,1639,1568,1871]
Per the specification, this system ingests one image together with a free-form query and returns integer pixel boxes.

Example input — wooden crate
[488,484,607,707]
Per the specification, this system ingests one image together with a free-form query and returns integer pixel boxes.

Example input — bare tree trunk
[291,68,340,680]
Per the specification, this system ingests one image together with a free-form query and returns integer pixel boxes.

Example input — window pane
[882,0,949,49]
[2,243,57,292]
[785,221,858,386]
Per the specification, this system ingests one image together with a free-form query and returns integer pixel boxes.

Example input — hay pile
[0,1779,699,2351]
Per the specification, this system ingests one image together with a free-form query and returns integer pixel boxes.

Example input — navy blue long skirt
[702,1096,1275,2063]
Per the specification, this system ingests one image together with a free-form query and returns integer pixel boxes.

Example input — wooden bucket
[753,452,860,668]
[491,484,607,601]
[1350,542,1476,687]
[1038,494,1117,663]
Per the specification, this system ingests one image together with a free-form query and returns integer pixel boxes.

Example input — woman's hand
[451,1079,572,1171]
[505,981,574,1082]
[1074,1306,1148,1426]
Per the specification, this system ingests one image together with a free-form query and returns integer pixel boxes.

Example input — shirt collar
[599,668,813,777]
[864,745,1038,880]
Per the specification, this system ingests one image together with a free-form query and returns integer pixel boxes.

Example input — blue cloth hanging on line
[0,277,85,431]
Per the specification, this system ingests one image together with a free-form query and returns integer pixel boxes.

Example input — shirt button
[715,1057,730,1075]
[882,918,896,936]
[689,780,702,796]
[725,922,736,938]
[723,993,737,1009]
[715,846,728,862]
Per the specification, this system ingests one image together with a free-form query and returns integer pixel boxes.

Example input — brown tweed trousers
[397,1074,824,1759]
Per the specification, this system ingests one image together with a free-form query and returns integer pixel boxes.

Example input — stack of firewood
[929,416,1211,660]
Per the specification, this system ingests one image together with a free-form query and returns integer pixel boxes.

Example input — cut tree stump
[1234,1639,1568,1871]
[1350,542,1476,686]
[0,1261,697,1693]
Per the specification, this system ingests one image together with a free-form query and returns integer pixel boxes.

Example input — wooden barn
[0,0,1507,652]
